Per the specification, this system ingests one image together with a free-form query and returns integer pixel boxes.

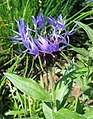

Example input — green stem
[49,68,57,112]
[84,56,92,87]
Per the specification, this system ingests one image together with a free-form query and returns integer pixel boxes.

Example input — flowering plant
[4,14,87,119]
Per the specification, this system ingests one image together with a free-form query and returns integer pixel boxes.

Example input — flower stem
[49,68,57,112]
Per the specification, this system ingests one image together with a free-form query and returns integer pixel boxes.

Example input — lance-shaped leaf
[70,47,89,57]
[77,21,93,42]
[83,111,93,119]
[43,103,54,119]
[53,108,86,119]
[4,73,51,102]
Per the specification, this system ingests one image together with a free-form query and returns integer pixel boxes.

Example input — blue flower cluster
[10,13,77,59]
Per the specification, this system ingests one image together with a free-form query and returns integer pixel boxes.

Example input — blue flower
[35,35,59,55]
[32,13,45,31]
[10,18,39,58]
[45,14,66,32]
[10,14,77,59]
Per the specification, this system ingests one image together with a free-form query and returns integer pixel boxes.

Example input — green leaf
[70,47,89,57]
[88,47,93,59]
[83,111,93,119]
[53,108,86,119]
[4,73,51,102]
[55,83,68,101]
[56,68,87,87]
[76,78,91,94]
[75,96,83,114]
[77,21,93,42]
[55,80,73,109]
[55,81,72,104]
[43,103,54,119]
[5,109,25,116]
[84,86,93,99]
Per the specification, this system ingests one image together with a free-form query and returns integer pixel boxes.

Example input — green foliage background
[0,0,93,119]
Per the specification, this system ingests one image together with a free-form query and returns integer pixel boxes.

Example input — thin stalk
[67,3,90,22]
[23,0,29,19]
[27,59,34,77]
[24,55,28,77]
[86,57,92,84]
[49,68,57,112]
[7,0,10,11]
[24,94,27,117]
[38,56,44,71]
[28,96,32,117]
[66,3,92,27]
